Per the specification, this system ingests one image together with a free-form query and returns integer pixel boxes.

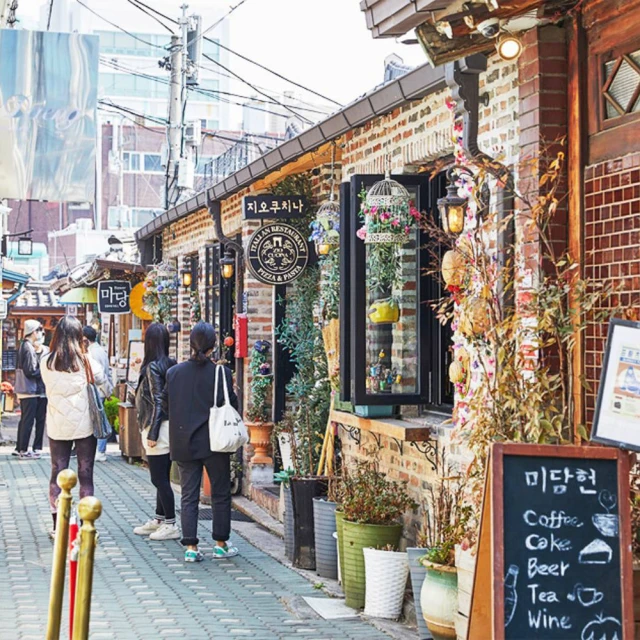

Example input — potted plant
[340,462,417,610]
[363,543,409,620]
[313,476,341,580]
[245,340,274,465]
[419,474,471,640]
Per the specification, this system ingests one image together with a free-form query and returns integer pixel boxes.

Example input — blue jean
[97,438,107,453]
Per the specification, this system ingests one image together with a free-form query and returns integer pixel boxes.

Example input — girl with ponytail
[165,322,239,562]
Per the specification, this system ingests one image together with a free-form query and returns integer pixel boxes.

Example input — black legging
[147,454,176,524]
[49,435,97,513]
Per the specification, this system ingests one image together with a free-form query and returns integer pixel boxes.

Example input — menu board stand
[468,443,633,640]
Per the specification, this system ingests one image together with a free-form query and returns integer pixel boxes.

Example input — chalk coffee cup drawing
[567,584,604,608]
[592,489,619,537]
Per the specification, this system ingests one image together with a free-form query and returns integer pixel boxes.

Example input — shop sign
[66,304,78,317]
[0,298,6,321]
[247,223,309,285]
[468,442,632,640]
[98,281,131,314]
[243,195,307,220]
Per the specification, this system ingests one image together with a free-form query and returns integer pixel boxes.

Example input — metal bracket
[391,437,404,455]
[410,438,439,472]
[342,425,361,446]
[370,432,382,449]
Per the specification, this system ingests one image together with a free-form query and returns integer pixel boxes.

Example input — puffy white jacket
[41,354,106,441]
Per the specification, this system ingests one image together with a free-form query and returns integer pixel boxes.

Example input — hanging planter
[368,297,400,325]
[363,547,409,619]
[309,197,340,255]
[142,263,179,324]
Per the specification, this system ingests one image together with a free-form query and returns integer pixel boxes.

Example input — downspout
[207,196,245,413]
[445,54,516,311]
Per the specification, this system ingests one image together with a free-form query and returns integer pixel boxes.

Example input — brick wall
[584,152,640,425]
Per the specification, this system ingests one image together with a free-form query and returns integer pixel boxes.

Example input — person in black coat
[165,321,239,563]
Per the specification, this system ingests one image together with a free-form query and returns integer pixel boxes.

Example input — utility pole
[166,34,183,209]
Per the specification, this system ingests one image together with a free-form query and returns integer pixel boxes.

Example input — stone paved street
[0,448,395,640]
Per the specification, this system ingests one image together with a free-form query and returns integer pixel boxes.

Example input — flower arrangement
[142,265,179,324]
[357,186,420,244]
[246,340,273,424]
[309,208,340,247]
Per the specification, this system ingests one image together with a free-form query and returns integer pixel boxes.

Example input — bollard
[68,513,79,639]
[46,469,78,640]
[72,496,102,640]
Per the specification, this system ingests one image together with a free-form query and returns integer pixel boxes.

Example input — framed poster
[592,317,640,451]
[126,340,144,384]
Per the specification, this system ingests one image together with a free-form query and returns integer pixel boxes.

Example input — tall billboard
[0,29,98,202]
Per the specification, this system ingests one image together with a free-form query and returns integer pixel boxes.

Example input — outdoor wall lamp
[17,236,33,256]
[220,248,235,280]
[438,167,473,234]
[181,268,192,289]
[496,34,523,61]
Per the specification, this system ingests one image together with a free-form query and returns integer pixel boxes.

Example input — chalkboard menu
[468,443,633,640]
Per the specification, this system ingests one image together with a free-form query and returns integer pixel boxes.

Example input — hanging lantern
[437,167,473,235]
[363,171,414,244]
[220,248,235,280]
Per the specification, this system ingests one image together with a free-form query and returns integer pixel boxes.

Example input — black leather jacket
[135,358,176,441]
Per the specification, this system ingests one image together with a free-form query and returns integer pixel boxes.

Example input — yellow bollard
[72,496,102,640]
[46,469,78,640]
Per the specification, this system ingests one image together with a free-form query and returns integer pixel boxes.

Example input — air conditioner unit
[184,120,201,146]
[177,158,194,189]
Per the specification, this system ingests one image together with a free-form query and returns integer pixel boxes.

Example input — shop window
[340,173,453,409]
[603,50,640,119]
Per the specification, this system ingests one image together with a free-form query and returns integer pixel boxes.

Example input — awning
[59,287,97,304]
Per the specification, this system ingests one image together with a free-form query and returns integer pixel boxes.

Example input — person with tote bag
[132,323,178,541]
[40,316,106,537]
[165,322,241,563]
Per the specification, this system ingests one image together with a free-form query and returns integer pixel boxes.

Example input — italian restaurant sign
[243,195,307,219]
[247,223,309,285]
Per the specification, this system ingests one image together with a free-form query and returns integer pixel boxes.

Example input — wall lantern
[437,167,473,235]
[181,268,193,289]
[220,248,235,280]
[496,34,523,61]
[17,236,33,256]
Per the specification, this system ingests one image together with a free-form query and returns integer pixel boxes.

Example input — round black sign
[247,223,309,285]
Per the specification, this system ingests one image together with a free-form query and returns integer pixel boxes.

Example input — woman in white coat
[41,316,105,535]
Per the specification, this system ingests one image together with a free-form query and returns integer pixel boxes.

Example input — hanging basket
[365,232,409,245]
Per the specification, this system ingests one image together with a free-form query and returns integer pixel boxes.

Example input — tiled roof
[13,284,63,309]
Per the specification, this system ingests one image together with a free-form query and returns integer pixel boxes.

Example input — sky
[17,0,427,124]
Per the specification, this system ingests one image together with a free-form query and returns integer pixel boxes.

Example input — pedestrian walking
[40,316,106,536]
[82,326,114,462]
[132,323,179,541]
[14,319,49,460]
[165,321,239,563]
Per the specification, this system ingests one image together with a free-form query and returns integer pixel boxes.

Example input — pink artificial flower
[391,219,400,227]
[370,206,378,215]
[410,207,420,219]
[356,227,367,240]
[380,211,391,221]
[404,225,411,234]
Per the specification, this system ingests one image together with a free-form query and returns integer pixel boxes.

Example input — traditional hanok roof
[13,282,63,310]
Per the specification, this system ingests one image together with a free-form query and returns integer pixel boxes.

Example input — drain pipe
[207,196,245,413]
[445,54,516,311]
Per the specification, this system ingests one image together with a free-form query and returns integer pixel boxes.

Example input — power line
[47,0,54,30]
[125,0,174,33]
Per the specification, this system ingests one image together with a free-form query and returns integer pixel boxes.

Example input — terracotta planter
[246,421,274,464]
[420,560,458,640]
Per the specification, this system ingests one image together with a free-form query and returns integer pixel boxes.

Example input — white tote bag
[208,365,249,453]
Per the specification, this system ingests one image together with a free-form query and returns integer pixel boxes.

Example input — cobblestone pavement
[0,450,393,640]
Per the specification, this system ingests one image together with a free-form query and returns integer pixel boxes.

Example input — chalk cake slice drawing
[580,613,621,640]
[567,583,605,607]
[578,539,613,564]
[504,564,519,627]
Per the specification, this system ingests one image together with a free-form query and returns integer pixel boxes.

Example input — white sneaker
[149,523,181,541]
[95,452,107,462]
[133,519,162,535]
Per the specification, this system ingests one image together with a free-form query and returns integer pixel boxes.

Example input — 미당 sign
[247,223,309,285]
[98,281,131,314]
[243,195,307,220]
[467,443,633,640]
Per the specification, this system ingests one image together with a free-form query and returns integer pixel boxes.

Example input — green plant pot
[342,519,403,609]
[420,560,458,640]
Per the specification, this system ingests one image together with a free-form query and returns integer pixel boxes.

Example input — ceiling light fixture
[496,34,523,61]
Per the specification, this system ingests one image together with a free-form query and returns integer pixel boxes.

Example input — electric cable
[47,0,54,30]
[125,0,174,33]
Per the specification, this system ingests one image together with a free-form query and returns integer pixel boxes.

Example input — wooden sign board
[468,443,633,640]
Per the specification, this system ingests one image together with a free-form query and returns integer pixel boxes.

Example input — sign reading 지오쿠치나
[98,281,131,315]
[243,195,307,220]
[467,443,633,640]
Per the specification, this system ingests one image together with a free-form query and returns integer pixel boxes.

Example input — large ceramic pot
[246,421,274,464]
[342,520,403,610]
[290,476,328,570]
[283,485,294,562]
[335,510,345,582]
[407,547,430,640]
[363,548,409,619]
[420,560,458,640]
[313,497,338,580]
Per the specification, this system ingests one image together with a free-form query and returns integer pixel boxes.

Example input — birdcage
[364,171,413,244]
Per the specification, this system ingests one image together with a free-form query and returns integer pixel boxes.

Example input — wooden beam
[330,409,437,442]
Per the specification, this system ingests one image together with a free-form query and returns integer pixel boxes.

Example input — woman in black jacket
[133,323,178,541]
[166,321,239,563]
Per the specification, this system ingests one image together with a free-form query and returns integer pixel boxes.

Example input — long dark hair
[140,322,171,377]
[190,321,216,364]
[47,316,85,372]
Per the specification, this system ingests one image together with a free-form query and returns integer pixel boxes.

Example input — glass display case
[340,173,453,408]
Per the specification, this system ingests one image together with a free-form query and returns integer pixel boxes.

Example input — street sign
[468,443,632,640]
[246,223,309,285]
[98,281,131,315]
[243,195,307,220]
